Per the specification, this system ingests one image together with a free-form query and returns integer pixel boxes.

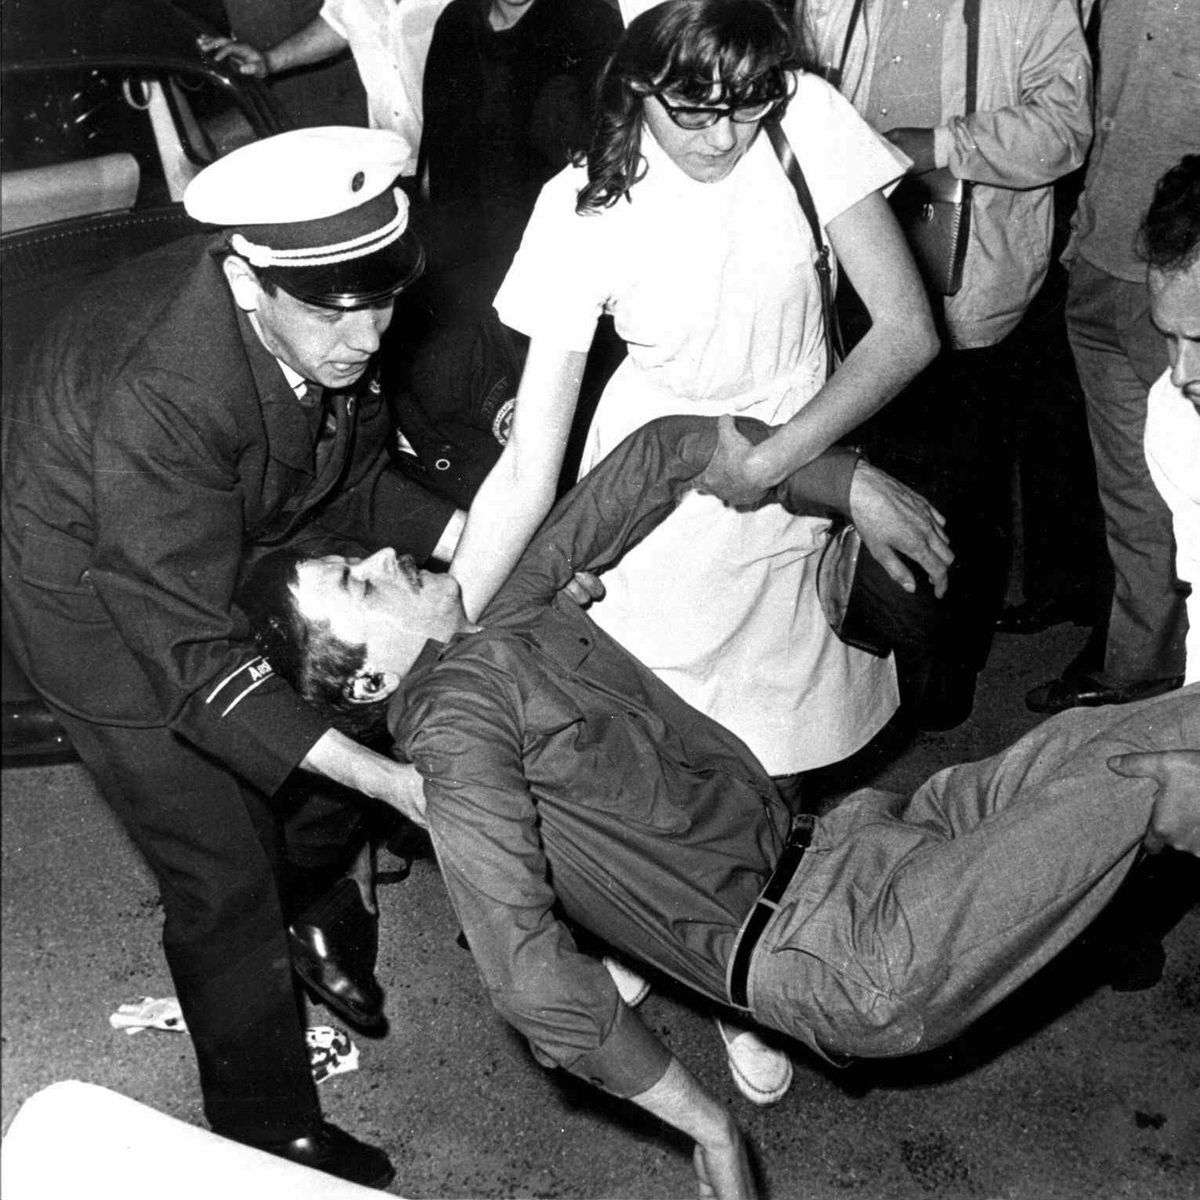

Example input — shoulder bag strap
[765,120,843,380]
[832,0,867,89]
[963,0,980,117]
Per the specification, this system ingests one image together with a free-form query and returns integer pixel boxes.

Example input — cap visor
[263,233,425,309]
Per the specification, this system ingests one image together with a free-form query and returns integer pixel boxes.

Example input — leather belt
[728,814,816,1010]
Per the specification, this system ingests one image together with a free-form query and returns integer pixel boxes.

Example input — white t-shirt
[1145,368,1200,685]
[320,0,452,175]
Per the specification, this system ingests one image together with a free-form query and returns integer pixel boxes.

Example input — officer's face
[1149,259,1200,413]
[252,287,395,390]
[291,548,471,681]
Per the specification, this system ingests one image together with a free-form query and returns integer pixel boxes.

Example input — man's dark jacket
[1,234,454,794]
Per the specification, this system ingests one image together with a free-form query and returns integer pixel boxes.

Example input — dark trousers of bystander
[854,340,1015,726]
[1066,257,1188,688]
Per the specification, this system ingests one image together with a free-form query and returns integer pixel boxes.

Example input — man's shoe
[715,1017,793,1106]
[1025,673,1183,716]
[995,596,1092,635]
[255,1122,395,1189]
[290,878,385,1032]
[603,955,650,1008]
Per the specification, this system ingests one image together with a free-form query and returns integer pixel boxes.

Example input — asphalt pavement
[3,621,1198,1199]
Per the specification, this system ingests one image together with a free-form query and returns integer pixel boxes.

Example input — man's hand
[693,1120,757,1200]
[1108,750,1200,855]
[197,34,269,77]
[381,761,428,830]
[848,462,953,598]
[560,570,606,608]
[631,1057,757,1200]
[694,415,776,511]
[884,127,937,173]
[301,729,428,828]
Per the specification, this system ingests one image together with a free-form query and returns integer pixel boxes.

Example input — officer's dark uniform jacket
[2,234,455,794]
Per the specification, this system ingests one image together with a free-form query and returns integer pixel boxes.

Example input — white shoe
[602,956,650,1008]
[716,1017,793,1106]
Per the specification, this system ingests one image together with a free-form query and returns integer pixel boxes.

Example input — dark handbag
[888,166,973,296]
[766,121,942,659]
[829,0,980,297]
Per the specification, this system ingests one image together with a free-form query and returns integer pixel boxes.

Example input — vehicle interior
[1,1,284,766]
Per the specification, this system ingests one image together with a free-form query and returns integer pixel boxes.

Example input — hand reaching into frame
[197,34,269,78]
[1108,750,1200,856]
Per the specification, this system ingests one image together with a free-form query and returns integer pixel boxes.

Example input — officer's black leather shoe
[289,877,385,1032]
[1025,673,1183,715]
[256,1121,395,1189]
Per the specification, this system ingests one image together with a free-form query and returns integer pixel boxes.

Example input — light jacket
[802,0,1093,348]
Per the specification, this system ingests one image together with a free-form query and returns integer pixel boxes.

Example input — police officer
[0,128,470,1187]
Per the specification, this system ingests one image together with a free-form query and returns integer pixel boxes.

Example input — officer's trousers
[50,709,365,1142]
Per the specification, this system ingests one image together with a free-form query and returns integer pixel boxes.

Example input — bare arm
[198,16,348,78]
[301,728,426,828]
[697,190,938,507]
[631,1058,757,1200]
[450,340,588,621]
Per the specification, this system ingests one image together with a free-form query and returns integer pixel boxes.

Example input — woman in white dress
[454,0,939,778]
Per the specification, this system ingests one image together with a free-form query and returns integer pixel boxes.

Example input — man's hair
[576,0,800,213]
[1139,154,1200,274]
[238,548,391,746]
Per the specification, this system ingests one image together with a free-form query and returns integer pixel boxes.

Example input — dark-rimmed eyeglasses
[652,94,783,130]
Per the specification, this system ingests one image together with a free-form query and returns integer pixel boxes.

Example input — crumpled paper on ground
[305,1024,360,1083]
[110,998,358,1082]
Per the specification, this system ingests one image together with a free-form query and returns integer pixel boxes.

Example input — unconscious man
[243,415,1199,1200]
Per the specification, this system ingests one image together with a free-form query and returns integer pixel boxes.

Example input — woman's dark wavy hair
[576,0,802,213]
[237,547,391,748]
[1138,154,1200,275]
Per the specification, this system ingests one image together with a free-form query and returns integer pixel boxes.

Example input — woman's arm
[698,189,938,507]
[449,339,589,621]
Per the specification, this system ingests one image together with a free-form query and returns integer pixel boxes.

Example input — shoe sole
[291,960,387,1033]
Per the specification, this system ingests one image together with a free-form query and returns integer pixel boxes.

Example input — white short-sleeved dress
[495,73,907,773]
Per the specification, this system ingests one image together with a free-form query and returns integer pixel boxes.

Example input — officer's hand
[383,761,428,830]
[848,462,953,598]
[1108,750,1200,856]
[560,570,605,607]
[197,34,269,77]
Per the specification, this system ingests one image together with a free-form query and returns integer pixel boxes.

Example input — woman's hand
[694,415,776,510]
